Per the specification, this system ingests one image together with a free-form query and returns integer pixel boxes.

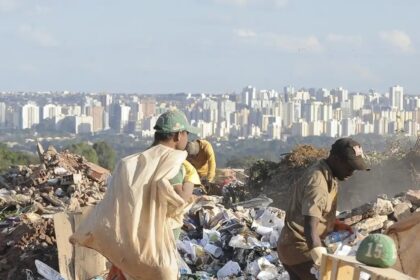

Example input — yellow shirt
[187,139,216,182]
[182,160,201,185]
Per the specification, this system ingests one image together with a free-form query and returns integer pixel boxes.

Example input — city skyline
[1,85,419,140]
[0,1,419,94]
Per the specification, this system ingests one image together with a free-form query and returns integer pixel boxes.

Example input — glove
[334,219,353,233]
[310,246,327,266]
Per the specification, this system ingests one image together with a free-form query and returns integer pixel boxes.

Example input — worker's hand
[334,219,353,233]
[310,246,328,266]
[200,177,209,185]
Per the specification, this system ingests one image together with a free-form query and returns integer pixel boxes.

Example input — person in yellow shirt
[186,139,216,183]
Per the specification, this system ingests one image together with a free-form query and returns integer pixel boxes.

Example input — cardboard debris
[0,143,110,280]
[0,142,418,279]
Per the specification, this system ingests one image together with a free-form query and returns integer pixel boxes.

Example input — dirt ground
[0,218,58,280]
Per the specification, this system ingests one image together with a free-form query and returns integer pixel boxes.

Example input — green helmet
[356,233,397,268]
[154,110,199,135]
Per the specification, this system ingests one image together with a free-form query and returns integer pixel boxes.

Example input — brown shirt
[278,159,338,265]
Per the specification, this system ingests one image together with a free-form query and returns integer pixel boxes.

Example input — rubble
[0,142,419,279]
[0,143,110,280]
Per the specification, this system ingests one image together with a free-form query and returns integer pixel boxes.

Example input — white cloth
[70,144,187,280]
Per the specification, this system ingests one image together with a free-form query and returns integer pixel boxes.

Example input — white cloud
[0,0,19,12]
[234,29,323,53]
[233,29,256,38]
[214,0,288,8]
[326,34,362,46]
[379,30,414,53]
[351,64,380,83]
[19,25,59,48]
[264,33,323,53]
[34,4,51,15]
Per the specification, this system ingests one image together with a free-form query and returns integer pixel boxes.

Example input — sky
[1,0,419,94]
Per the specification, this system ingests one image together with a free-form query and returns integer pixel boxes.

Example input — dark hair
[151,131,177,147]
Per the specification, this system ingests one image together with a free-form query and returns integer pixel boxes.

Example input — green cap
[154,110,199,134]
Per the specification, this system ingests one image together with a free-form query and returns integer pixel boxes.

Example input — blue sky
[1,0,419,94]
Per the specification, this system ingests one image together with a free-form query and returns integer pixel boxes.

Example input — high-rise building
[42,104,61,120]
[268,122,282,140]
[241,86,256,106]
[291,119,308,137]
[109,103,131,132]
[20,103,40,129]
[390,85,404,111]
[0,102,5,127]
[331,87,348,103]
[141,99,156,118]
[86,105,105,132]
[326,119,340,137]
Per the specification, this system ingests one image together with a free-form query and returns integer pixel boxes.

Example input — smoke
[338,157,417,210]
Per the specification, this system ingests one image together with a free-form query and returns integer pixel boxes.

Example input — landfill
[0,143,110,280]
[0,144,419,279]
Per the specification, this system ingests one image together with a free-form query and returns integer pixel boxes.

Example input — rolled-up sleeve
[301,172,328,219]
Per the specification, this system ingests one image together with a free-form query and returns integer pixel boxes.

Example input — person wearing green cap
[71,109,200,280]
[152,109,200,203]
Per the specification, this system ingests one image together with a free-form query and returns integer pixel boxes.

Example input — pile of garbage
[338,189,420,233]
[1,142,419,279]
[0,143,110,280]
[177,195,289,280]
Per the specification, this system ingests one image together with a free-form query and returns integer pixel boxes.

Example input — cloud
[214,0,288,8]
[351,64,380,83]
[234,29,323,53]
[233,29,256,38]
[19,25,59,47]
[263,33,323,53]
[0,0,19,12]
[326,34,362,46]
[379,30,414,53]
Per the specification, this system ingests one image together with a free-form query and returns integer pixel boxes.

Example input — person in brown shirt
[277,138,369,280]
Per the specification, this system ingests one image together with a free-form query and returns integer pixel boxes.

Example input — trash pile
[0,143,110,280]
[0,142,419,279]
[338,189,420,234]
[177,195,289,280]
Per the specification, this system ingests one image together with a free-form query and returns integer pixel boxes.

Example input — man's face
[175,131,189,150]
[333,157,356,181]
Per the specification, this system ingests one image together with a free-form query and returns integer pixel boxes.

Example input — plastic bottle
[324,231,351,246]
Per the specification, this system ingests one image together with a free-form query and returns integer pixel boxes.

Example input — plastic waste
[217,261,241,278]
[324,231,351,246]
[203,243,223,258]
[35,259,65,280]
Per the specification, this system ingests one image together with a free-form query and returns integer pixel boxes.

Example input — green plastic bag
[356,233,397,268]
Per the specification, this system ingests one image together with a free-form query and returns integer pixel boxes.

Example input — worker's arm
[205,142,216,182]
[301,174,328,265]
[304,216,322,249]
[173,182,194,202]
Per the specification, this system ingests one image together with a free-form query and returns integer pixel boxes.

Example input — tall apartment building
[0,102,5,127]
[42,104,61,120]
[86,105,105,132]
[20,103,40,129]
[331,87,348,103]
[241,86,256,106]
[390,85,404,111]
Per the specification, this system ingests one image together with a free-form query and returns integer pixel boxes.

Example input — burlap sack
[70,144,187,280]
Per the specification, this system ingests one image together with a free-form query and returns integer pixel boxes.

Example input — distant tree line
[0,144,38,171]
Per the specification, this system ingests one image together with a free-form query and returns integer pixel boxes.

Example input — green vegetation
[66,142,99,164]
[65,141,118,170]
[93,141,117,170]
[0,144,38,171]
